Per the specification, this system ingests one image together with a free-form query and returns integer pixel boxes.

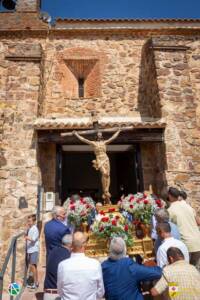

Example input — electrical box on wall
[45,192,55,211]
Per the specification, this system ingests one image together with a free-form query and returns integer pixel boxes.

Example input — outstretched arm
[105,129,121,145]
[73,131,93,145]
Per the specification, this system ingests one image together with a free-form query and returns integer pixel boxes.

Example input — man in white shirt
[57,231,104,300]
[156,222,189,268]
[167,187,200,269]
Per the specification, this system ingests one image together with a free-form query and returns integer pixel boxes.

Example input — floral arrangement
[91,209,134,246]
[119,193,165,225]
[64,196,95,227]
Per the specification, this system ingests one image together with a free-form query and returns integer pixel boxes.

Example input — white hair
[155,208,169,222]
[62,234,72,246]
[109,237,126,260]
[52,206,64,218]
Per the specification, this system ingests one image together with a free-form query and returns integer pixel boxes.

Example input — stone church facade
[1,0,200,265]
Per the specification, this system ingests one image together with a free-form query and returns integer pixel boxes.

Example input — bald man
[57,232,104,300]
[44,206,71,259]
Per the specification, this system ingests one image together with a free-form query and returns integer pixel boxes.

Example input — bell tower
[0,0,48,30]
[16,0,40,12]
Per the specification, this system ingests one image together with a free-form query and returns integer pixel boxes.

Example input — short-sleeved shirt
[154,260,200,300]
[168,201,200,252]
[156,237,189,268]
[102,257,162,300]
[27,224,39,254]
[154,221,181,253]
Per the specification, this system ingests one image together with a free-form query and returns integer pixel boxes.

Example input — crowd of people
[24,187,200,300]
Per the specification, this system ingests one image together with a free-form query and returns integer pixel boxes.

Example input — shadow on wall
[137,39,168,198]
[141,141,168,200]
[0,151,7,168]
[137,39,162,120]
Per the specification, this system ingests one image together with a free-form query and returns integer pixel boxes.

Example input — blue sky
[42,0,200,20]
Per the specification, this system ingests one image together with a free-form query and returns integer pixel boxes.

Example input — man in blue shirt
[44,206,71,258]
[44,234,72,299]
[102,237,162,300]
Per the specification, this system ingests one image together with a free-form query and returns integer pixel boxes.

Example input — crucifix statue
[73,130,120,204]
[72,118,120,204]
[61,113,135,204]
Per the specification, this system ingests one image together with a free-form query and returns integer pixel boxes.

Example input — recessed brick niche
[57,48,103,98]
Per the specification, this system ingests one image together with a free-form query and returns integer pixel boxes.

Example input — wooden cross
[61,112,133,138]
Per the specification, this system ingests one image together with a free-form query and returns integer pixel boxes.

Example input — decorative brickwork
[56,47,102,100]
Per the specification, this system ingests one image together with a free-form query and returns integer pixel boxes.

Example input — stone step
[20,266,45,300]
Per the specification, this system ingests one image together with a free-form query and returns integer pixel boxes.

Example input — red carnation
[156,199,162,207]
[143,193,147,198]
[86,204,90,209]
[108,208,115,213]
[144,200,149,205]
[112,220,117,226]
[100,210,105,216]
[130,196,134,201]
[130,204,134,209]
[124,224,129,231]
[99,226,104,232]
[136,199,140,203]
[115,215,120,220]
[102,217,109,222]
[70,205,75,210]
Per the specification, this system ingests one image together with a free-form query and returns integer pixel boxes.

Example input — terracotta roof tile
[55,18,200,23]
[34,116,166,130]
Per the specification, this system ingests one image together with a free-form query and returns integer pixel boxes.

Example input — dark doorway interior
[58,144,143,204]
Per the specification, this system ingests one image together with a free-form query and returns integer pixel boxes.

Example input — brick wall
[57,47,102,99]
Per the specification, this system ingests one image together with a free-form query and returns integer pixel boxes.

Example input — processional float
[61,113,154,258]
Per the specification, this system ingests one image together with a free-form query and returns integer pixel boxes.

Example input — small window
[78,78,84,98]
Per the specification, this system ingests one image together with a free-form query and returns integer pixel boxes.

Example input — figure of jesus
[73,129,121,204]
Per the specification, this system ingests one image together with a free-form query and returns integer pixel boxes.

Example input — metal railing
[0,232,27,300]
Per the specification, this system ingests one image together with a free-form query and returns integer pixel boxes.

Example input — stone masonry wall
[0,40,42,275]
[42,37,145,118]
[1,18,200,281]
[152,37,200,210]
[1,35,200,217]
[138,39,161,118]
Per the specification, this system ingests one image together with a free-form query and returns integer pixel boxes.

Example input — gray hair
[52,206,65,218]
[109,237,126,260]
[155,208,169,222]
[62,234,72,246]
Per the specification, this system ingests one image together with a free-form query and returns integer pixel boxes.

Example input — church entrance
[56,144,144,204]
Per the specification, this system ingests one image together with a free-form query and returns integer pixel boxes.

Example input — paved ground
[20,266,45,300]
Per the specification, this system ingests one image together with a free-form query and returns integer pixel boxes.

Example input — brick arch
[56,47,106,98]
